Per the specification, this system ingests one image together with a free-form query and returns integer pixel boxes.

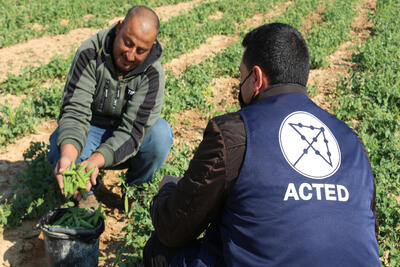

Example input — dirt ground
[0,0,376,266]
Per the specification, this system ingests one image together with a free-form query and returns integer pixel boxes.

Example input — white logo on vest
[279,111,341,179]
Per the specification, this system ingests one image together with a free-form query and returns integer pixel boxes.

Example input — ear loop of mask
[238,70,253,108]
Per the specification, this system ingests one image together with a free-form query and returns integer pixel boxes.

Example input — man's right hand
[54,144,78,195]
[73,152,104,201]
[54,155,73,195]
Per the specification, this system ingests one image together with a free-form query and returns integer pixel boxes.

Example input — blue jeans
[48,118,173,186]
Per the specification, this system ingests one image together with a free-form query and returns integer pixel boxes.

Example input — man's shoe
[78,193,100,209]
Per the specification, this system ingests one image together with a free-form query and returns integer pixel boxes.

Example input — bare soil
[308,0,375,111]
[164,35,238,74]
[0,0,377,265]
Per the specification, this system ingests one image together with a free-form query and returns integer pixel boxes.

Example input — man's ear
[252,65,269,94]
[115,20,123,35]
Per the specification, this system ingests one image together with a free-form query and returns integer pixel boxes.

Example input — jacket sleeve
[95,62,165,167]
[57,46,98,155]
[150,114,246,247]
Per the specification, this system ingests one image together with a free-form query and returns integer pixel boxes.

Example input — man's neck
[251,83,308,105]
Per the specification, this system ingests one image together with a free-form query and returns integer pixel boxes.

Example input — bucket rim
[39,207,105,240]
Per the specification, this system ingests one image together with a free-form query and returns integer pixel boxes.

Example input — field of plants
[0,0,398,266]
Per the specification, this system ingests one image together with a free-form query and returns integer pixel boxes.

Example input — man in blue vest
[143,23,381,266]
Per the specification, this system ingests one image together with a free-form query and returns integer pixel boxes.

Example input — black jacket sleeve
[150,113,246,247]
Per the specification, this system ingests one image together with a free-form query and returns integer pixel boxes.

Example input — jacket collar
[250,83,308,105]
[101,24,163,79]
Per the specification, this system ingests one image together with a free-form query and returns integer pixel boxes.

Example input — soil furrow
[301,0,328,35]
[308,0,376,111]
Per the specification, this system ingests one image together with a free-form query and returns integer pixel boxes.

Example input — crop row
[159,0,287,63]
[332,0,400,264]
[306,0,359,68]
[0,0,192,48]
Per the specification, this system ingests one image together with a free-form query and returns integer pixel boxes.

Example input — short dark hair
[242,23,309,86]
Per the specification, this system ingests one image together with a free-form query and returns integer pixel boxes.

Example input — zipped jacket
[57,24,165,167]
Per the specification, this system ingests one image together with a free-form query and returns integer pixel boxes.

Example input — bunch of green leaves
[163,63,213,122]
[51,206,105,229]
[61,161,94,200]
[113,180,157,266]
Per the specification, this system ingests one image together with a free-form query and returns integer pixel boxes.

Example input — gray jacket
[57,24,165,167]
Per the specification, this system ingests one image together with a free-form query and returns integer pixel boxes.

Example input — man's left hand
[74,152,104,201]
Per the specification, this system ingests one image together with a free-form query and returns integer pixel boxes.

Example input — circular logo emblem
[279,111,341,179]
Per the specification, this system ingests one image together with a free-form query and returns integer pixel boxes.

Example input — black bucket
[39,208,105,267]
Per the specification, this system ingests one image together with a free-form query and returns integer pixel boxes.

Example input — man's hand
[54,155,73,196]
[54,144,78,195]
[158,175,182,190]
[74,152,105,201]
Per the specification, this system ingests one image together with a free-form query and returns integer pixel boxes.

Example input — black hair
[242,23,309,86]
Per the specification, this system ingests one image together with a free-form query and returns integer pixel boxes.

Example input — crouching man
[143,23,381,267]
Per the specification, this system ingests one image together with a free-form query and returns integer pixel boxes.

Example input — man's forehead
[125,17,157,34]
[123,19,157,46]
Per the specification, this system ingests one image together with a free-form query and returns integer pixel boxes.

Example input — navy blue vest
[171,93,380,267]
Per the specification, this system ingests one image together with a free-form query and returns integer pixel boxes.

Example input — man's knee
[140,118,173,168]
[148,118,173,155]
